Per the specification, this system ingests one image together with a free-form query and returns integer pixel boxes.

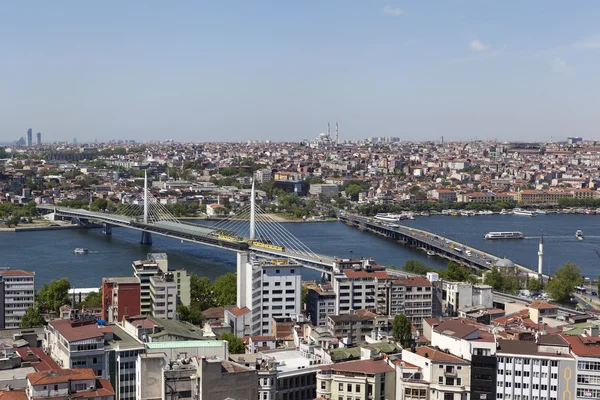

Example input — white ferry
[484,232,524,240]
[512,208,536,217]
[375,213,403,222]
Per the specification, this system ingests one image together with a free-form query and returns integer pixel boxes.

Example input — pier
[338,213,541,277]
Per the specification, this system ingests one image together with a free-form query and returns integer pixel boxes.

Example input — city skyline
[1,1,600,142]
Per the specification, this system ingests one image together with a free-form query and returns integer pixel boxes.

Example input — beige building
[401,346,470,400]
[389,277,432,330]
[316,359,395,400]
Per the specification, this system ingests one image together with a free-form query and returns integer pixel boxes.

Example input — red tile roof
[28,368,96,385]
[0,270,34,277]
[227,306,251,317]
[394,276,432,287]
[14,347,61,372]
[49,319,113,342]
[529,300,557,310]
[0,391,27,400]
[414,346,469,363]
[563,334,600,357]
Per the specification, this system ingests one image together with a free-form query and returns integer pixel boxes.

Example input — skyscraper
[26,128,32,147]
[36,132,41,146]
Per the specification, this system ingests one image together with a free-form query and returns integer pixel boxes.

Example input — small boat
[73,248,89,254]
[576,230,583,240]
[499,209,512,215]
[535,209,547,215]
[426,250,435,256]
[421,211,431,217]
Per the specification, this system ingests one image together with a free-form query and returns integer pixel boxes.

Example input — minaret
[537,233,543,280]
[327,122,331,138]
[336,121,339,146]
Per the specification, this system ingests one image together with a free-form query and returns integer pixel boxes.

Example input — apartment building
[132,260,160,315]
[429,318,498,400]
[237,252,302,336]
[495,336,575,400]
[305,284,336,327]
[390,277,432,330]
[26,368,114,400]
[316,359,395,400]
[0,269,35,329]
[442,282,493,317]
[402,346,471,400]
[332,268,391,315]
[563,327,600,400]
[101,277,141,323]
[149,272,176,319]
[131,253,190,317]
[44,316,112,377]
[432,189,458,202]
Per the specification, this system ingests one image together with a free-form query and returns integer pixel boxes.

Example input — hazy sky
[1,1,600,143]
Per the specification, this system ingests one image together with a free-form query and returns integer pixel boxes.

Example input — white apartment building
[132,260,160,315]
[332,268,391,315]
[149,272,177,319]
[254,168,272,184]
[442,282,493,316]
[237,252,302,336]
[496,336,575,400]
[0,269,35,329]
[563,327,600,400]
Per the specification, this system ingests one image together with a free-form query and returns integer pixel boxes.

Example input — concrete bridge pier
[102,223,112,235]
[320,271,331,282]
[140,231,153,245]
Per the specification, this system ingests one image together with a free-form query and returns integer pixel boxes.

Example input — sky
[1,1,600,143]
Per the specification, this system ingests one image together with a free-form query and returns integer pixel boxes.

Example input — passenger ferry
[484,232,524,240]
[375,213,403,222]
[512,208,536,217]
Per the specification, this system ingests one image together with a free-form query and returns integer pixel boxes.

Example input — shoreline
[0,224,82,232]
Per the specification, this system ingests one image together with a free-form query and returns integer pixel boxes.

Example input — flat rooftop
[260,349,318,375]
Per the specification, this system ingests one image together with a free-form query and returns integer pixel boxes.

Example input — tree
[37,278,71,314]
[177,305,204,325]
[402,260,432,275]
[546,262,582,303]
[484,268,520,295]
[527,278,543,292]
[82,291,102,308]
[20,306,46,327]
[220,333,245,354]
[213,273,237,306]
[190,275,217,310]
[440,262,476,283]
[392,314,412,348]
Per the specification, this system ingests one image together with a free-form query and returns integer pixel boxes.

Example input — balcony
[444,369,457,377]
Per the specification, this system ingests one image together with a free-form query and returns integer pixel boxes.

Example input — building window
[347,384,352,392]
[339,383,343,391]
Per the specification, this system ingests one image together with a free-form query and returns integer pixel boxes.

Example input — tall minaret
[537,233,544,280]
[336,121,339,145]
[327,122,331,138]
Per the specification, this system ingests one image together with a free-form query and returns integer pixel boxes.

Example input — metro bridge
[37,175,335,275]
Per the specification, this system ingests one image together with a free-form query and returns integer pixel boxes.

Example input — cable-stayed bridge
[37,175,335,274]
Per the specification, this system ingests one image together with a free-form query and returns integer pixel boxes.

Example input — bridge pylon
[249,180,255,240]
[140,231,152,245]
[143,169,148,224]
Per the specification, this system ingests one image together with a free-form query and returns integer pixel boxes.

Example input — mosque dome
[495,258,515,268]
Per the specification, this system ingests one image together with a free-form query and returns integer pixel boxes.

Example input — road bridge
[338,213,541,278]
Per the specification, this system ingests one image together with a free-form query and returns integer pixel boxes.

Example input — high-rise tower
[26,128,32,147]
[36,132,41,146]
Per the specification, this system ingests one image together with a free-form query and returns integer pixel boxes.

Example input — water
[0,214,598,288]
